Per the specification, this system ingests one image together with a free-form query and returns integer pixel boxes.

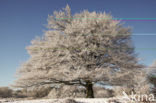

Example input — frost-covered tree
[14,5,143,98]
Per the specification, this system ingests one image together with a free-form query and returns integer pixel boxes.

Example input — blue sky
[0,0,156,86]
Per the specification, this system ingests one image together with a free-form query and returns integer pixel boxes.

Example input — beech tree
[14,5,143,98]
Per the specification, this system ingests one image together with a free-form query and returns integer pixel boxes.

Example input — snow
[0,97,132,103]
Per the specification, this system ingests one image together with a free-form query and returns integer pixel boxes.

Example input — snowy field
[0,97,133,103]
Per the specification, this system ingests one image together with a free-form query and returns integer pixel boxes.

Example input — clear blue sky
[0,0,156,86]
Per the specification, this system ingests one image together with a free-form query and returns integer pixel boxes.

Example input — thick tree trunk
[85,81,94,98]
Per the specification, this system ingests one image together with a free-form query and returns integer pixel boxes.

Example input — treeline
[0,86,51,98]
[0,81,156,99]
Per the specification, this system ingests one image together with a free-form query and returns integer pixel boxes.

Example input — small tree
[0,87,13,98]
[14,5,143,98]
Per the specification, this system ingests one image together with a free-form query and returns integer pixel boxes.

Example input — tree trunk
[85,81,94,98]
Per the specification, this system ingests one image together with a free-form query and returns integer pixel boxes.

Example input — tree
[0,87,13,98]
[148,60,156,96]
[14,5,143,98]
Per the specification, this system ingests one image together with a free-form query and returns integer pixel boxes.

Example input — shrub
[148,75,156,96]
[113,86,132,96]
[29,86,51,98]
[93,86,114,98]
[13,89,27,98]
[48,85,86,98]
[0,87,13,98]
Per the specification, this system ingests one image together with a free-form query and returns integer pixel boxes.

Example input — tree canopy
[14,5,143,98]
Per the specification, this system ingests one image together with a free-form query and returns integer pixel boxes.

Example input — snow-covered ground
[0,97,133,103]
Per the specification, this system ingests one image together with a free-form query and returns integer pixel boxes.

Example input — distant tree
[13,5,143,98]
[148,60,156,96]
[0,87,13,98]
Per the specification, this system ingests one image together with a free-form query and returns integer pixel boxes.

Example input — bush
[0,87,13,98]
[48,85,86,98]
[0,86,52,98]
[29,86,51,98]
[93,86,114,98]
[148,75,156,96]
[13,89,27,98]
